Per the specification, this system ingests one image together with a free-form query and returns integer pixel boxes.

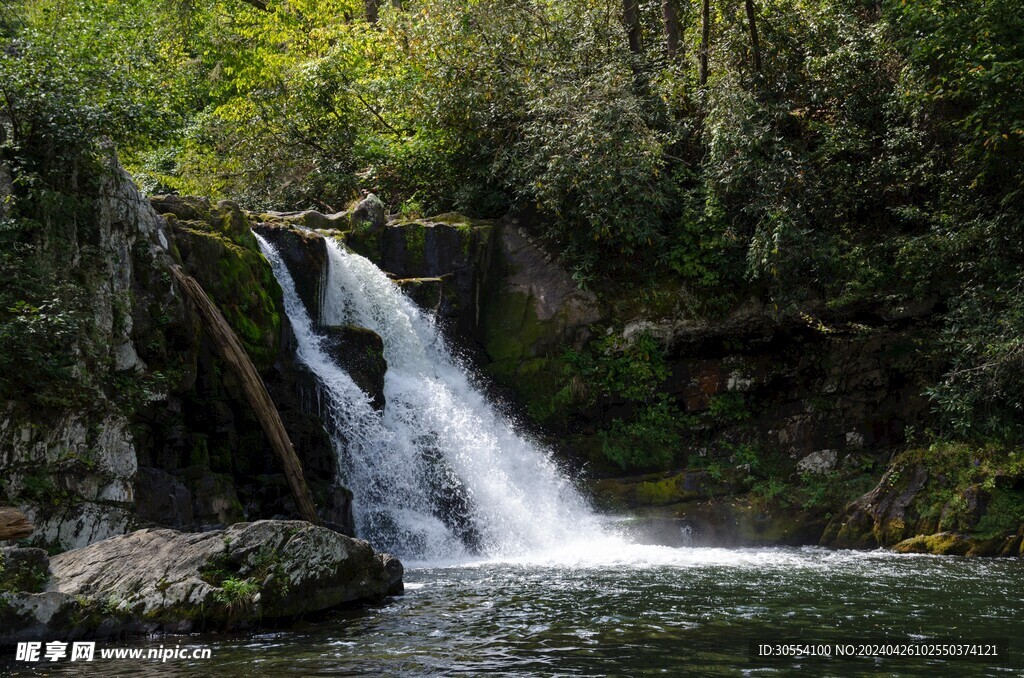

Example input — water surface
[14,545,1021,676]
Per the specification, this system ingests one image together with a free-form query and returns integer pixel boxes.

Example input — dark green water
[5,546,1023,676]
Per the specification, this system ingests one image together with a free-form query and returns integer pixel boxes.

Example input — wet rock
[15,521,404,639]
[892,532,973,556]
[397,277,449,314]
[321,325,388,410]
[322,484,356,537]
[347,212,495,334]
[252,222,329,324]
[821,463,930,548]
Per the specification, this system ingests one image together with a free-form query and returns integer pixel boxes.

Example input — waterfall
[256,233,604,561]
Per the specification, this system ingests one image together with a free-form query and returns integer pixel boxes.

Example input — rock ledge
[0,520,402,642]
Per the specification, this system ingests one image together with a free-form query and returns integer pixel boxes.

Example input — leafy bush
[600,397,682,472]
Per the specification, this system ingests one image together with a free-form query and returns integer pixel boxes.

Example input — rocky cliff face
[0,160,356,551]
[0,158,187,550]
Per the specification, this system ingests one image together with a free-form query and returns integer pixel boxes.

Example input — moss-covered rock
[892,532,973,556]
[592,469,742,510]
[253,222,328,324]
[396,277,448,313]
[158,197,283,371]
[822,444,1024,555]
[479,223,604,424]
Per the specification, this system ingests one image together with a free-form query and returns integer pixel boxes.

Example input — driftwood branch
[0,507,33,541]
[169,266,321,525]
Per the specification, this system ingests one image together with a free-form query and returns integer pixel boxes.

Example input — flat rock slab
[0,520,402,642]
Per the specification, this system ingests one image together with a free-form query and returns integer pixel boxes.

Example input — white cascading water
[256,233,605,562]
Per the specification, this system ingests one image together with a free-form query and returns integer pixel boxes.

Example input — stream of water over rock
[258,233,605,561]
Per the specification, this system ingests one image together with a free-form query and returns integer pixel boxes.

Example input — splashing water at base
[257,233,604,561]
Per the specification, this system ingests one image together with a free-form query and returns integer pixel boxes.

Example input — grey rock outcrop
[0,151,181,551]
[0,520,403,643]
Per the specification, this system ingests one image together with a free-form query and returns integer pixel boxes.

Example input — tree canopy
[1,0,1023,439]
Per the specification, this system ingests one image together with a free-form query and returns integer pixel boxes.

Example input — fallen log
[0,507,33,541]
[169,266,321,525]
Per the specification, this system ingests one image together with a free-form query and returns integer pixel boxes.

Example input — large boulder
[0,520,403,643]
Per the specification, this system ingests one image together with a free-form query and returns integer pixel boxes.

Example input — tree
[745,0,761,72]
[366,0,402,23]
[662,0,682,61]
[623,0,642,54]
[699,0,710,85]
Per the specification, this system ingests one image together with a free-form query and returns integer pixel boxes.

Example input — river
[16,543,1022,676]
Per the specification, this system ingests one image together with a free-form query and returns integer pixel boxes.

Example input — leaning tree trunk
[623,0,643,54]
[0,507,33,541]
[169,267,321,526]
[662,0,682,61]
[745,0,761,72]
[699,0,711,85]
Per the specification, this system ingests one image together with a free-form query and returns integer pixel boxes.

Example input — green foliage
[567,332,684,470]
[4,0,1024,441]
[213,577,260,607]
[904,441,1024,533]
[927,283,1024,440]
[707,393,752,424]
[600,397,682,471]
[566,333,671,403]
[973,489,1024,539]
[0,551,47,595]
